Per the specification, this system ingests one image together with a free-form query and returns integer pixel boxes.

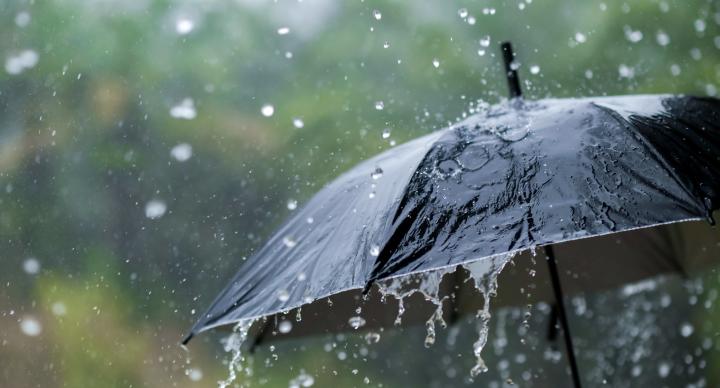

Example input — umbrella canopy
[184,43,720,388]
[185,92,720,341]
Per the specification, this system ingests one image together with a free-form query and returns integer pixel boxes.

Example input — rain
[1,1,719,388]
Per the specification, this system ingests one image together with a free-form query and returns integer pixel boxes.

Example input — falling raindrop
[364,332,381,344]
[680,322,694,337]
[145,200,167,219]
[348,316,366,329]
[287,199,298,210]
[261,104,275,117]
[185,368,203,381]
[289,371,315,387]
[5,50,39,75]
[175,18,194,35]
[623,26,643,43]
[20,316,42,337]
[656,30,670,46]
[15,12,30,27]
[23,257,40,275]
[278,320,293,334]
[169,98,197,120]
[170,143,193,162]
[618,64,635,79]
[51,302,67,316]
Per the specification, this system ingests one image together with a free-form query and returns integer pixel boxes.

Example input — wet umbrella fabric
[186,93,720,343]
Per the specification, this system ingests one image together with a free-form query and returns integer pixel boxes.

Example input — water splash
[218,319,255,388]
[377,266,455,347]
[463,254,513,377]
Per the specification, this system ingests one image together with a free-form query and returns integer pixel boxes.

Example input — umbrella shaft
[545,245,583,388]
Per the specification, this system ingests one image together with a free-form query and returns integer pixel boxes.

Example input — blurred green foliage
[0,0,718,387]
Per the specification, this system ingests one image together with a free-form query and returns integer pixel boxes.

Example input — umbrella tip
[500,41,522,99]
[181,332,194,346]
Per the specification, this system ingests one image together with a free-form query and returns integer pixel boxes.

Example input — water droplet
[175,18,194,35]
[289,371,315,387]
[51,302,67,316]
[365,332,381,344]
[670,64,681,76]
[680,322,694,337]
[369,245,380,256]
[185,367,203,381]
[261,104,275,117]
[169,98,196,120]
[370,167,383,180]
[584,69,594,79]
[374,101,384,110]
[623,26,643,43]
[278,320,293,333]
[306,217,314,224]
[382,128,391,139]
[529,65,540,74]
[277,27,290,35]
[383,41,390,49]
[20,316,42,336]
[458,8,468,18]
[694,19,706,33]
[15,12,30,28]
[287,199,298,210]
[23,257,40,275]
[467,16,476,25]
[372,10,382,20]
[292,118,304,128]
[282,236,297,248]
[574,32,587,43]
[658,362,670,378]
[432,58,440,68]
[618,64,635,79]
[145,200,167,219]
[170,143,193,162]
[5,49,39,75]
[348,316,366,329]
[656,30,670,46]
[477,49,486,56]
[277,289,290,302]
[479,36,491,47]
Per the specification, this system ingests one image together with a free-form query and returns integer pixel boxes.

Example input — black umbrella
[184,43,720,387]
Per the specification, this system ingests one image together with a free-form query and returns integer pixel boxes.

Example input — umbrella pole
[544,245,582,388]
